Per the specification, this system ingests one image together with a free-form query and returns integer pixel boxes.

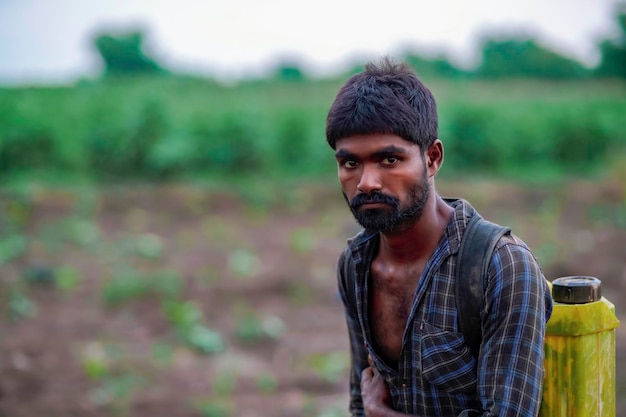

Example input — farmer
[326,57,553,416]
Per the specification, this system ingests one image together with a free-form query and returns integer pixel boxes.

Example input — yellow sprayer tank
[540,276,620,417]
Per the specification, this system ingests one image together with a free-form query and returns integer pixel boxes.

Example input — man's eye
[381,157,399,166]
[342,160,359,168]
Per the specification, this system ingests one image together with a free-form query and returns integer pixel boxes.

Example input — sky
[0,0,622,85]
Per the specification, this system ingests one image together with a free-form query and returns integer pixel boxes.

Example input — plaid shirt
[336,199,553,417]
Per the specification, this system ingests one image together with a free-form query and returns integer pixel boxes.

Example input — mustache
[350,192,399,210]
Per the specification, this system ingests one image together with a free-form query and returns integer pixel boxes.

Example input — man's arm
[345,309,369,415]
[336,250,370,416]
[473,240,552,417]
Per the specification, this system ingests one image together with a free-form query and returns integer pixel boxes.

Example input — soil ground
[0,178,624,416]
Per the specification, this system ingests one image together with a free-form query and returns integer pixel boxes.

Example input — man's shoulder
[487,222,537,260]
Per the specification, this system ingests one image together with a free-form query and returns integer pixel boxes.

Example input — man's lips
[350,192,398,211]
[356,202,390,209]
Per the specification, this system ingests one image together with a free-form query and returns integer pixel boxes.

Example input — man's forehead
[335,134,418,153]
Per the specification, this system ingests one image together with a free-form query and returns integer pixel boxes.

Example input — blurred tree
[404,53,465,79]
[594,7,626,78]
[474,37,588,79]
[93,30,165,77]
[272,62,307,82]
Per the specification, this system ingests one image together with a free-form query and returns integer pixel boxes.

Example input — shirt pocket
[420,321,477,394]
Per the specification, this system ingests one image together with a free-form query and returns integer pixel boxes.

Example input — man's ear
[425,139,444,177]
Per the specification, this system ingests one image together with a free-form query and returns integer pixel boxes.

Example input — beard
[344,173,430,234]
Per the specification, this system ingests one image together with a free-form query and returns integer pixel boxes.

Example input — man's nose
[357,165,382,193]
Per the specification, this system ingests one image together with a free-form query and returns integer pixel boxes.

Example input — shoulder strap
[456,213,510,358]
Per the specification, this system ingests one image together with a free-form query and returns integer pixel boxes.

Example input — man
[326,57,553,417]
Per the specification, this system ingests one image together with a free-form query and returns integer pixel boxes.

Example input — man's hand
[360,356,394,417]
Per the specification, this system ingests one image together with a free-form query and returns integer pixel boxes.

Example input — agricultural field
[1,76,625,182]
[0,174,625,416]
[0,76,625,415]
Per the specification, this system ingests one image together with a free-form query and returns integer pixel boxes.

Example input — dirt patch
[0,179,624,416]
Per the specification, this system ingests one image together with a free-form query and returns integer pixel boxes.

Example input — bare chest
[368,260,424,368]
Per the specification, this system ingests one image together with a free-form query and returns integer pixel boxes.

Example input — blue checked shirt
[336,199,553,417]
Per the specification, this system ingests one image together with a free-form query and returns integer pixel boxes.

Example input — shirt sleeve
[336,250,369,417]
[472,238,553,417]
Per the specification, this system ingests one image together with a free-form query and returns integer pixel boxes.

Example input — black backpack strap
[456,213,511,358]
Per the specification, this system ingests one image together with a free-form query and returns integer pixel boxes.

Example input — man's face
[334,134,430,233]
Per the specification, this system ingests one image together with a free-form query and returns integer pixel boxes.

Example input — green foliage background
[2,7,626,185]
[1,76,624,184]
[0,4,626,183]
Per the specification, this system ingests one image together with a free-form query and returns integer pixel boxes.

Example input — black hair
[325,56,438,151]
